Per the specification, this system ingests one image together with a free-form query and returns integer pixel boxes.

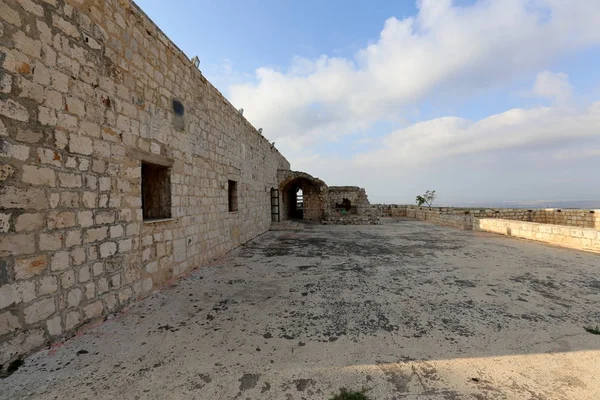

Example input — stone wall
[379,205,599,230]
[378,205,600,252]
[0,0,289,370]
[476,219,600,253]
[324,186,380,225]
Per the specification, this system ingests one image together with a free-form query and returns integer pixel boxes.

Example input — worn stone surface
[2,220,600,399]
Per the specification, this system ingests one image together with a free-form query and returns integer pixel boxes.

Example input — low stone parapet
[475,219,600,253]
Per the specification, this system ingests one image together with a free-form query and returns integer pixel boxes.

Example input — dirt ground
[2,218,600,399]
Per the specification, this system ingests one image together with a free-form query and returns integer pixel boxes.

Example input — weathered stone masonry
[0,0,290,370]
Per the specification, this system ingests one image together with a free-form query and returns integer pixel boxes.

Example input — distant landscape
[446,200,600,210]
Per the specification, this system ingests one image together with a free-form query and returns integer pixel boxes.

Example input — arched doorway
[278,171,327,222]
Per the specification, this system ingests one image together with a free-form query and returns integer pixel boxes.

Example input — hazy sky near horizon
[138,0,600,204]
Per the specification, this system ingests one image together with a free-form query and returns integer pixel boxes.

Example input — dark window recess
[228,180,238,212]
[142,162,172,220]
[172,100,184,116]
[172,99,185,131]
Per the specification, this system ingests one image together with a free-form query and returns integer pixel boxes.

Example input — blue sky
[137,0,600,205]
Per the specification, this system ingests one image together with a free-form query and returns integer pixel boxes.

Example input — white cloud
[229,0,600,148]
[282,102,600,203]
[532,71,572,104]
[353,102,600,167]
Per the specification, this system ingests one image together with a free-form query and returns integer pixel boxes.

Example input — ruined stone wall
[0,0,289,369]
[327,187,368,213]
[324,186,380,225]
[302,184,323,221]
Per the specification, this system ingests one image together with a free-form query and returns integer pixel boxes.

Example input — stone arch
[277,170,328,221]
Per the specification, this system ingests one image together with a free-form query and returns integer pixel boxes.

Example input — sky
[137,0,600,206]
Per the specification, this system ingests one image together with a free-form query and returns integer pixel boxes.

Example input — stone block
[173,238,186,262]
[71,247,86,265]
[0,233,36,257]
[95,211,115,225]
[110,225,124,238]
[67,288,82,308]
[45,90,63,110]
[21,165,56,187]
[104,294,117,311]
[65,97,85,117]
[50,251,70,271]
[51,69,69,93]
[78,266,91,283]
[99,242,117,258]
[92,262,103,276]
[15,255,47,280]
[38,276,58,296]
[61,270,75,289]
[97,277,108,294]
[64,310,80,330]
[0,163,16,181]
[0,99,29,122]
[18,77,44,102]
[58,172,82,188]
[52,15,79,38]
[82,191,96,208]
[15,213,44,232]
[24,297,56,324]
[69,135,93,155]
[39,232,62,251]
[118,238,133,253]
[111,273,120,288]
[118,287,133,304]
[36,148,63,167]
[0,140,30,160]
[47,212,76,229]
[84,281,95,299]
[78,211,94,227]
[83,301,103,319]
[46,315,62,336]
[59,191,80,208]
[84,227,108,243]
[0,213,11,233]
[0,311,22,336]
[0,2,22,27]
[65,229,82,247]
[145,261,158,274]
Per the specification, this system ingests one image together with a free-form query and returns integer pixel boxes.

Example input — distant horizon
[374,199,600,210]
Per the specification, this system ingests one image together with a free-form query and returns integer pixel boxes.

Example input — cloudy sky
[138,0,600,206]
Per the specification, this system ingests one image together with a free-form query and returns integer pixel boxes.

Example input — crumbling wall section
[324,186,380,225]
[0,0,289,371]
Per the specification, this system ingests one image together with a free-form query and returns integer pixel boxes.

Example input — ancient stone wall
[324,186,380,225]
[476,219,600,254]
[0,0,289,370]
[379,205,600,230]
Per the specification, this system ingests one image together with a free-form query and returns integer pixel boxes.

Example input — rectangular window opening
[142,162,172,220]
[228,180,238,212]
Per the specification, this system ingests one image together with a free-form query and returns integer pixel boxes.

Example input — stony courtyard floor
[2,218,600,399]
